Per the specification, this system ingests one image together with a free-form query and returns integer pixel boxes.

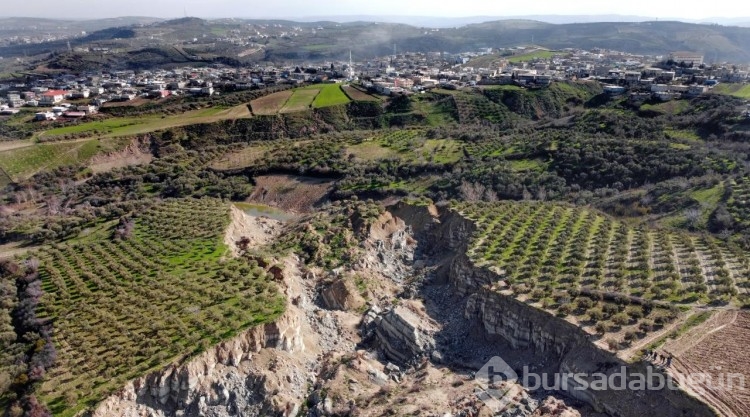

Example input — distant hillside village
[0,46,748,120]
[363,48,748,100]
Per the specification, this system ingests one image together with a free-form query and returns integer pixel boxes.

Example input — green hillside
[32,198,283,416]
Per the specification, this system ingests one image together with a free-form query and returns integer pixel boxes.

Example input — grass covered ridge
[712,83,750,99]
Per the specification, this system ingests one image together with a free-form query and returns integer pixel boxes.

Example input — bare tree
[459,181,486,202]
[45,196,61,216]
[522,188,533,201]
[683,207,701,229]
[536,186,547,202]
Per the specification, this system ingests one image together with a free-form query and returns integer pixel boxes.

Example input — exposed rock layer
[90,202,716,417]
[397,202,716,417]
[91,308,307,417]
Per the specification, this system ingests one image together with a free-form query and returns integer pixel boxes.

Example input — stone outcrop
[463,272,589,356]
[533,396,581,417]
[365,303,437,366]
[320,277,365,311]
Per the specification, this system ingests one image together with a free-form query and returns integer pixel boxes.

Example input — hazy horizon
[1,0,748,22]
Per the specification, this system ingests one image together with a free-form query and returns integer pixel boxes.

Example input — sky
[2,0,749,21]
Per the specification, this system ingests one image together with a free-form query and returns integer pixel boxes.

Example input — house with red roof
[39,90,67,106]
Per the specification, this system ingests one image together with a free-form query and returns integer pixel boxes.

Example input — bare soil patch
[663,310,750,417]
[224,205,281,257]
[248,175,333,213]
[88,138,153,173]
[250,90,293,115]
[342,85,379,101]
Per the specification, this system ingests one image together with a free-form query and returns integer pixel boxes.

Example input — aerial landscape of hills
[1,17,750,67]
[1,10,750,417]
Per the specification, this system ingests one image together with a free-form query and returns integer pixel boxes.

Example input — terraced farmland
[0,139,102,181]
[312,84,351,108]
[453,201,750,350]
[342,85,379,101]
[34,198,284,416]
[249,90,293,115]
[280,88,320,113]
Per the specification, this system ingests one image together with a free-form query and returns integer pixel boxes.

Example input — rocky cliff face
[91,305,310,417]
[89,202,716,417]
[398,203,716,417]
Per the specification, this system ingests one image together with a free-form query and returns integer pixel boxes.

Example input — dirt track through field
[663,310,750,417]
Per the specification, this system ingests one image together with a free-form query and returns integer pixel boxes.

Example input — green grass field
[312,84,351,108]
[42,117,147,136]
[0,140,100,180]
[38,105,251,139]
[712,83,750,98]
[0,136,133,181]
[640,100,691,115]
[35,198,284,416]
[665,129,703,142]
[280,88,320,113]
[347,130,462,164]
[508,50,557,63]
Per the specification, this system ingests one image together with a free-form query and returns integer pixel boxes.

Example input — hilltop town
[2,46,749,122]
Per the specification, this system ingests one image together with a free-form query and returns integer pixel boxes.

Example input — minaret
[348,50,354,79]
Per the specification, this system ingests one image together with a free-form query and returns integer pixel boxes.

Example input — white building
[35,112,56,121]
[669,52,704,66]
[40,90,66,105]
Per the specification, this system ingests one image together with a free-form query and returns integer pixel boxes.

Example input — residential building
[35,112,56,121]
[40,90,66,105]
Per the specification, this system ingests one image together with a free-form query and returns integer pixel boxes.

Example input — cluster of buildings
[0,67,228,119]
[351,48,749,101]
[1,45,748,120]
[0,63,366,120]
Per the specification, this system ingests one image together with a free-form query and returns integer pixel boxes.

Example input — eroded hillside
[2,80,750,417]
